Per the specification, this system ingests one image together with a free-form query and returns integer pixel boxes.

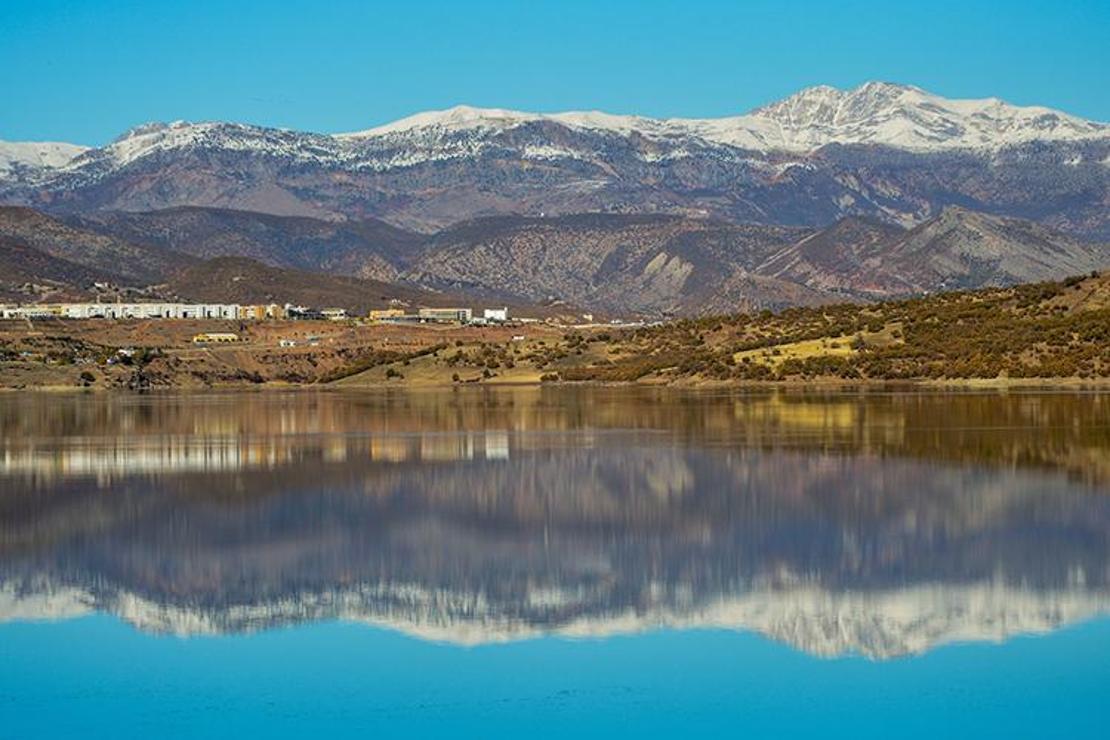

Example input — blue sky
[2,0,1108,145]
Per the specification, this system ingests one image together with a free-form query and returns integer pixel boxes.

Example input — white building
[483,307,509,322]
[418,307,473,323]
[1,302,241,320]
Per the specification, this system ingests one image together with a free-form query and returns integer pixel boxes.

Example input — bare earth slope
[0,235,114,302]
[166,257,466,314]
[760,208,1110,299]
[67,207,421,281]
[10,204,1110,316]
[404,213,829,315]
[0,206,192,284]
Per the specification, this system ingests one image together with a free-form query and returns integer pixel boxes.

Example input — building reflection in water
[0,388,1108,658]
[0,431,518,484]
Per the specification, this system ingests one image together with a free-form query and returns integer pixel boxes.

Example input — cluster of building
[0,301,514,325]
[0,301,283,321]
[368,307,511,325]
[2,302,235,320]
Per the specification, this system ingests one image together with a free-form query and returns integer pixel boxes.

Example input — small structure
[192,332,240,344]
[321,308,349,321]
[483,307,509,323]
[279,339,297,348]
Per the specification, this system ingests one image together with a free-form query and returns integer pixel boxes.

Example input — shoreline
[5,376,1110,394]
[4,270,1109,393]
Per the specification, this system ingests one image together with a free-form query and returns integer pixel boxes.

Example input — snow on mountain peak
[72,119,348,171]
[340,81,1108,152]
[743,81,1107,150]
[2,82,1106,187]
[343,105,539,138]
[100,120,250,166]
[0,139,89,178]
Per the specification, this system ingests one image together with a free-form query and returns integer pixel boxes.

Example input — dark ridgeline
[1,204,1107,317]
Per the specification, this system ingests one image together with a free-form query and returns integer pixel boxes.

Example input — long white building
[0,302,242,320]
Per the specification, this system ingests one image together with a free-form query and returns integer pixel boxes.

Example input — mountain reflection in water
[1,388,1108,659]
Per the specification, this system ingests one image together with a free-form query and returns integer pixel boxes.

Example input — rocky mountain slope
[0,206,191,284]
[68,207,419,281]
[166,257,467,314]
[0,235,115,302]
[2,82,1107,237]
[403,213,827,314]
[0,208,465,312]
[760,207,1110,297]
[64,205,1110,314]
[60,207,837,314]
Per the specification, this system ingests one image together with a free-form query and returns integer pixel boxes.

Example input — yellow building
[192,332,240,344]
[238,304,286,320]
[369,308,407,321]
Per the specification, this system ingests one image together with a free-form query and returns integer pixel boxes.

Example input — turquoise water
[1,388,1109,737]
[4,617,1109,738]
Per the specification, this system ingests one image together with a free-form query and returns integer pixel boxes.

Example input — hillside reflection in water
[1,387,1108,658]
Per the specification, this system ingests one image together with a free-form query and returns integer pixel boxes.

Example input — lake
[1,387,1108,738]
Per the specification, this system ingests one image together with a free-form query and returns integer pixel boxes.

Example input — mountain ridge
[54,204,1110,315]
[2,81,1108,238]
[8,81,1104,159]
[341,81,1108,152]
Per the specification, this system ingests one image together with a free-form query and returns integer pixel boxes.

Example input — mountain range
[2,203,1103,316]
[1,82,1108,314]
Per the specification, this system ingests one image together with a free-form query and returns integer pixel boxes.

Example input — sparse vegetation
[589,274,1110,382]
[3,273,1109,389]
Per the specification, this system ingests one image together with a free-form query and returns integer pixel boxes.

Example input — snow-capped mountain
[340,81,1109,152]
[73,120,350,171]
[1,82,1107,236]
[0,140,89,180]
[735,81,1107,150]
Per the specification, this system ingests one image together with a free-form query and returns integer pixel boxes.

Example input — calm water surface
[1,387,1108,738]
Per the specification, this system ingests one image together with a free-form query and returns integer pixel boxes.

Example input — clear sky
[2,0,1108,145]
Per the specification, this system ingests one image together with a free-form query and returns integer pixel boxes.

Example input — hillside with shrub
[543,271,1110,383]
